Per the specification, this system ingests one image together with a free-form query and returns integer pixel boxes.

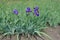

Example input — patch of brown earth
[44,26,60,40]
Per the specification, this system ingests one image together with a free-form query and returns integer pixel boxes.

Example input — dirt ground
[44,26,60,40]
[0,26,60,40]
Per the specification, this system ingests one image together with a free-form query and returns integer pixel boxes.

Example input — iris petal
[26,7,32,12]
[13,9,18,15]
[34,6,39,10]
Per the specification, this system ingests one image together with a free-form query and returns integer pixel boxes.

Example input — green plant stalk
[16,34,19,40]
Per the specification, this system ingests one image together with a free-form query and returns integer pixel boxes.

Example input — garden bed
[0,26,60,40]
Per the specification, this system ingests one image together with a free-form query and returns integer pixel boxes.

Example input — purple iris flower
[34,6,39,16]
[34,10,39,16]
[26,7,32,12]
[13,9,18,15]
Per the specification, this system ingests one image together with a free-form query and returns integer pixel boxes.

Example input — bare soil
[44,26,60,40]
[0,26,60,40]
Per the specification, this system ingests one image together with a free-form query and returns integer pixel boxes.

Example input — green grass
[0,0,60,40]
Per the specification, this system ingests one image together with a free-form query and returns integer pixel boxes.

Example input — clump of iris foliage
[0,0,60,40]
